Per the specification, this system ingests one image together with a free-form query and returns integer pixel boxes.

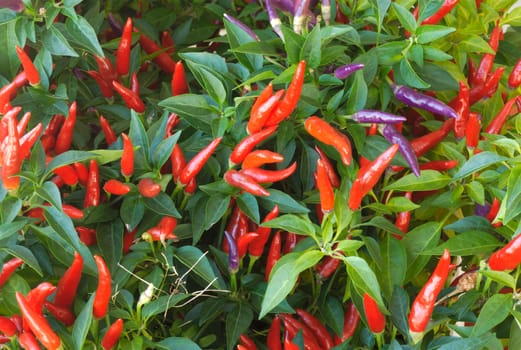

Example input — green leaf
[224,17,263,72]
[261,214,316,236]
[175,246,226,290]
[281,25,305,65]
[423,230,500,256]
[72,293,94,350]
[260,250,323,319]
[199,194,230,243]
[498,165,521,224]
[65,15,104,56]
[120,196,145,232]
[142,294,191,319]
[379,236,407,299]
[226,302,253,350]
[386,196,420,212]
[96,220,123,272]
[300,24,321,69]
[470,294,513,337]
[0,19,19,78]
[151,131,180,169]
[392,3,417,34]
[322,296,345,337]
[1,197,22,224]
[180,52,228,74]
[142,193,181,218]
[416,25,456,44]
[344,256,384,308]
[398,58,430,89]
[418,0,444,22]
[481,270,516,290]
[3,245,42,277]
[345,70,368,114]
[0,221,27,241]
[185,61,226,106]
[465,181,485,205]
[452,152,508,181]
[236,193,260,224]
[503,6,521,26]
[258,189,309,214]
[459,34,495,54]
[159,94,218,134]
[369,0,391,28]
[42,25,79,57]
[156,337,202,350]
[402,221,442,282]
[129,111,150,168]
[389,286,410,336]
[36,181,62,209]
[384,170,451,191]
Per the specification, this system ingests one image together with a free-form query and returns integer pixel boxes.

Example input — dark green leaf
[452,152,508,181]
[392,3,417,34]
[45,151,94,178]
[258,189,309,214]
[142,294,191,319]
[384,170,451,191]
[470,294,513,337]
[36,181,62,209]
[156,337,201,350]
[224,17,262,71]
[65,15,104,56]
[398,58,430,89]
[0,221,26,241]
[185,61,226,106]
[236,193,260,224]
[261,214,316,237]
[281,25,305,65]
[226,303,253,350]
[402,221,442,282]
[344,256,384,308]
[1,197,22,224]
[300,24,321,69]
[389,286,410,336]
[96,220,123,272]
[42,25,78,57]
[159,94,218,134]
[346,71,368,114]
[142,193,181,218]
[151,131,180,169]
[120,196,145,232]
[175,246,226,289]
[379,236,407,299]
[423,230,500,256]
[3,245,42,277]
[72,294,94,350]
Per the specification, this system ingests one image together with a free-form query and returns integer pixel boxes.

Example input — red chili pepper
[296,309,334,349]
[104,179,131,195]
[485,197,501,224]
[18,331,41,350]
[450,81,470,139]
[484,96,519,134]
[161,31,175,54]
[315,146,340,188]
[335,302,360,344]
[0,316,18,337]
[2,109,21,191]
[239,334,257,350]
[348,144,399,210]
[84,160,100,208]
[137,178,161,198]
[395,192,413,236]
[236,233,258,259]
[315,158,334,213]
[283,338,299,350]
[267,316,282,350]
[419,160,459,171]
[76,226,97,246]
[165,113,180,137]
[240,162,296,184]
[116,18,133,76]
[130,72,140,96]
[315,254,342,280]
[222,205,248,253]
[473,23,501,87]
[489,232,521,270]
[241,150,284,169]
[265,231,281,281]
[41,114,65,154]
[282,232,298,254]
[53,165,78,187]
[93,255,111,319]
[363,293,385,334]
[139,33,176,74]
[178,137,222,185]
[508,57,521,88]
[266,60,306,127]
[420,0,459,25]
[54,101,77,155]
[112,81,145,113]
[24,283,57,332]
[120,133,134,178]
[94,55,119,84]
[248,205,280,257]
[469,67,504,104]
[224,169,270,197]
[408,249,452,334]
[170,143,186,182]
[144,216,178,242]
[122,228,137,254]
[304,116,352,166]
[54,251,83,309]
[99,116,117,146]
[87,70,115,98]
[43,302,75,327]
[247,89,285,134]
[410,119,453,157]
[101,318,124,350]
[171,61,189,96]
[247,83,273,134]
[16,292,62,350]
[19,123,43,160]
[280,314,321,350]
[466,112,481,149]
[17,111,31,135]
[230,126,278,165]
[15,46,40,86]
[62,204,84,219]
[73,162,89,186]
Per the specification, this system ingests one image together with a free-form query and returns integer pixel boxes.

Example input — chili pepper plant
[2,0,521,349]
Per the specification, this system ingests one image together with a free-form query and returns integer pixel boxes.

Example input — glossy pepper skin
[179,137,222,185]
[116,18,133,76]
[266,60,307,126]
[18,331,42,350]
[99,116,117,145]
[466,112,481,149]
[351,109,406,124]
[16,292,62,350]
[104,179,131,195]
[363,293,385,334]
[267,315,282,350]
[240,162,296,184]
[335,302,360,344]
[381,124,420,177]
[242,150,284,169]
[408,249,451,334]
[139,33,176,74]
[54,251,83,308]
[508,57,521,88]
[101,318,124,350]
[265,231,281,281]
[315,158,335,213]
[420,0,459,25]
[224,231,240,273]
[296,308,334,349]
[230,126,278,165]
[248,205,280,257]
[2,108,21,191]
[450,81,470,139]
[15,46,40,86]
[391,84,458,119]
[410,119,453,157]
[224,169,270,197]
[488,233,521,271]
[137,178,161,198]
[484,96,520,134]
[304,116,352,166]
[334,63,364,79]
[87,70,115,98]
[171,61,189,96]
[0,257,24,289]
[121,133,134,178]
[112,81,145,113]
[84,160,100,208]
[247,90,285,135]
[247,83,273,134]
[93,255,112,319]
[54,101,77,155]
[44,302,75,327]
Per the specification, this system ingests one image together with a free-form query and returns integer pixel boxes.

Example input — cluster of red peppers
[0,253,123,350]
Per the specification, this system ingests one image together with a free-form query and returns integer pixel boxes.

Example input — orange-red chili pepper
[18,331,42,350]
[99,116,117,145]
[420,0,459,25]
[53,165,78,187]
[161,31,175,54]
[112,81,145,113]
[44,302,75,327]
[247,89,285,134]
[76,226,97,246]
[265,231,281,281]
[172,61,189,96]
[170,143,186,182]
[450,81,470,139]
[363,293,385,334]
[315,256,341,280]
[248,205,280,257]
[87,70,115,98]
[334,302,360,344]
[489,233,521,271]
[239,334,257,350]
[395,192,413,235]
[0,316,17,337]
[0,257,23,289]
[466,112,481,149]
[25,283,57,333]
[116,18,133,76]
[315,158,334,213]
[19,123,43,160]
[242,150,284,169]
[1,108,21,191]
[230,126,278,165]
[73,162,89,186]
[16,292,62,350]
[94,55,118,84]
[101,318,124,350]
[121,133,134,178]
[473,22,501,87]
[280,314,321,350]
[137,178,161,198]
[84,160,100,208]
[237,232,259,259]
[509,57,521,88]
[139,33,176,74]
[104,179,131,195]
[304,116,352,166]
[54,251,83,308]
[266,60,307,127]
[410,119,453,157]
[315,146,340,188]
[267,315,282,350]
[247,83,273,134]
[240,162,297,184]
[62,204,84,219]
[178,137,222,185]
[15,46,40,86]
[484,96,519,134]
[224,169,270,197]
[93,255,111,319]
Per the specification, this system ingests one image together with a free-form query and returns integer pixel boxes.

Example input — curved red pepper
[410,119,453,157]
[335,302,360,344]
[488,233,521,271]
[450,81,470,139]
[170,143,186,183]
[87,70,115,98]
[99,116,117,145]
[395,192,413,235]
[44,302,75,327]
[315,254,342,280]
[248,205,280,257]
[247,89,285,134]
[121,133,134,178]
[315,146,340,188]
[280,314,322,350]
[242,150,284,169]
[104,179,131,195]
[73,162,89,186]
[509,57,521,88]
[240,162,297,184]
[94,55,119,83]
[304,116,352,166]
[363,293,385,334]
[224,169,270,197]
[0,316,18,337]
[116,18,133,76]
[54,101,77,155]
[138,178,161,198]
[230,126,278,165]
[484,96,519,134]
[178,137,222,185]
[296,308,334,349]
[54,251,83,308]
[53,165,78,187]
[420,0,459,25]
[1,108,21,191]
[466,112,481,149]
[239,334,257,349]
[18,331,41,350]
[237,232,258,259]
[139,33,176,74]
[101,318,124,350]
[19,123,43,160]
[161,31,175,54]
[247,83,273,134]
[15,46,40,86]
[93,255,111,319]
[112,81,145,113]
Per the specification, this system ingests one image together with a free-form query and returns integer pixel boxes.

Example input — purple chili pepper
[224,231,239,273]
[223,13,260,41]
[351,109,406,124]
[266,0,284,40]
[474,203,491,217]
[334,63,365,80]
[391,84,459,119]
[381,124,421,177]
[273,0,294,13]
[107,13,123,36]
[294,0,311,34]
